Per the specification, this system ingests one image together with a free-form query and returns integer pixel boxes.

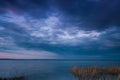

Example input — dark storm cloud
[0,0,52,18]
[0,0,50,10]
[55,0,120,30]
[1,0,120,31]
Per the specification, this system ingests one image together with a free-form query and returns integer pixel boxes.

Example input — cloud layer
[0,0,120,59]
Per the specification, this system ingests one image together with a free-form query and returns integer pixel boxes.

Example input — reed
[118,74,120,80]
[71,66,120,80]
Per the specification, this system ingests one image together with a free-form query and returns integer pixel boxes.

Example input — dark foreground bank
[0,76,25,80]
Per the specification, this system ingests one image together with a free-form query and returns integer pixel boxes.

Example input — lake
[0,60,120,80]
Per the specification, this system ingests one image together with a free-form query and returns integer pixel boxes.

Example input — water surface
[0,60,120,80]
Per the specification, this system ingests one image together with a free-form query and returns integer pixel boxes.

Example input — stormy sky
[0,0,120,59]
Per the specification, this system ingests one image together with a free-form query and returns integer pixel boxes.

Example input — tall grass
[71,66,120,80]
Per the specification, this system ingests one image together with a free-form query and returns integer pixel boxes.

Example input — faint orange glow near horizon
[0,52,33,59]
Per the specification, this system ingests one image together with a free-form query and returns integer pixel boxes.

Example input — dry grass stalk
[71,66,120,80]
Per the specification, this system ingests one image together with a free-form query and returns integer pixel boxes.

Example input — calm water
[0,60,120,80]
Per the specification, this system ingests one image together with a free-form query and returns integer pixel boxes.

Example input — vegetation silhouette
[0,76,25,80]
[71,66,120,80]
